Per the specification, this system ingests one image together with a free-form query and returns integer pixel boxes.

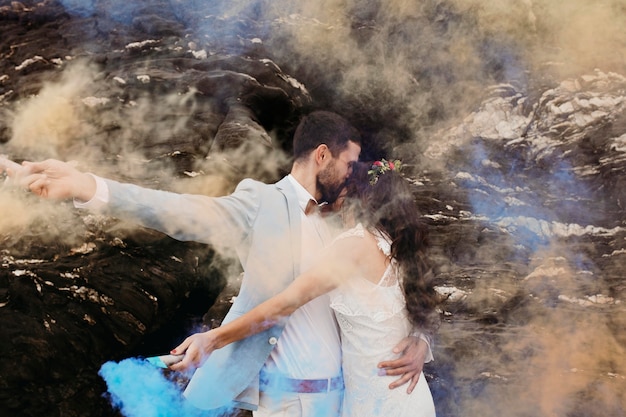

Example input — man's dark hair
[292,111,361,161]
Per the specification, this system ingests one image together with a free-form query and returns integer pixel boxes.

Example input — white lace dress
[329,224,436,417]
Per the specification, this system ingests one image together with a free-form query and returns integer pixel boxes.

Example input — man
[16,111,431,417]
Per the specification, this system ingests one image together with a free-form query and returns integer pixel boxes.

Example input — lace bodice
[329,224,405,321]
[329,224,436,417]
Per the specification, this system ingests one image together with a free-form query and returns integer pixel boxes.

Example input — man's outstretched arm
[12,159,97,202]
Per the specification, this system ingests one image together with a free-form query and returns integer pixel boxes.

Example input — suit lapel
[275,177,302,278]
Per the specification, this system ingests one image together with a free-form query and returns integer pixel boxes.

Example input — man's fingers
[381,363,419,377]
[405,374,420,394]
[387,369,423,392]
[25,175,49,196]
[378,357,411,373]
[388,372,413,390]
[3,164,34,188]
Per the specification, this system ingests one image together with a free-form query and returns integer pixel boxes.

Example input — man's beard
[318,182,344,204]
[317,165,345,204]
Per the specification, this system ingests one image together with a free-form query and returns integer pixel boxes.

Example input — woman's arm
[170,235,363,371]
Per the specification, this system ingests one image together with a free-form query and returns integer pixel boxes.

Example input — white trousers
[253,389,342,417]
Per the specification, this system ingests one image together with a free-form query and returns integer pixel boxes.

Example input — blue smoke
[99,357,234,417]
[57,0,95,17]
[459,139,595,252]
[99,356,345,417]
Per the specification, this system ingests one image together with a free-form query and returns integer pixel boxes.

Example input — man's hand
[0,155,26,177]
[377,335,428,394]
[17,159,96,201]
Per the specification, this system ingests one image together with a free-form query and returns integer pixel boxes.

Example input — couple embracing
[14,111,439,417]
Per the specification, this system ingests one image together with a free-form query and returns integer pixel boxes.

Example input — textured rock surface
[1,1,626,417]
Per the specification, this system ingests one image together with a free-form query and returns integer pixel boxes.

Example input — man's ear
[315,144,329,165]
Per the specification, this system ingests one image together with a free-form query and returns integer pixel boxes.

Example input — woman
[173,159,440,417]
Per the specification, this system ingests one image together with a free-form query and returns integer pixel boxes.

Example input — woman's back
[329,224,436,417]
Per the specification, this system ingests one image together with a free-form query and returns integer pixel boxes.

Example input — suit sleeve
[100,178,261,250]
[409,329,434,363]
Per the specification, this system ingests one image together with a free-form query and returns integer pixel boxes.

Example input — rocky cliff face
[422,70,626,417]
[1,1,625,417]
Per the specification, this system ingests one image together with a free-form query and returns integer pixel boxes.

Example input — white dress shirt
[263,175,341,379]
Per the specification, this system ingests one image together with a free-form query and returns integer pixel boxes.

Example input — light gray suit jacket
[104,176,309,410]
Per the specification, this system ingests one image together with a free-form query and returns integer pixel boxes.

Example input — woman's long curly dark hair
[344,161,441,335]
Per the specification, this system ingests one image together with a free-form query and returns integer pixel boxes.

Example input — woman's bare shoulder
[330,226,382,262]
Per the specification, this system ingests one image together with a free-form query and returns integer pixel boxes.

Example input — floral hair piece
[368,158,402,185]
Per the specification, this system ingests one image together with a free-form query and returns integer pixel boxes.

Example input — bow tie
[305,199,331,216]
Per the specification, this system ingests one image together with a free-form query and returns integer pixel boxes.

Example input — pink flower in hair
[368,158,402,185]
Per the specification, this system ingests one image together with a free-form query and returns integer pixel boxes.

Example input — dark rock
[132,14,185,37]
[1,1,626,417]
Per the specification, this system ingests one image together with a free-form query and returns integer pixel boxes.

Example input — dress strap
[369,228,398,287]
[333,223,366,242]
[371,228,392,256]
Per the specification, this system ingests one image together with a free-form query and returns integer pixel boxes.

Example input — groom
[16,111,431,417]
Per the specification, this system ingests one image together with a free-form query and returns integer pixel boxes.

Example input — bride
[172,159,441,417]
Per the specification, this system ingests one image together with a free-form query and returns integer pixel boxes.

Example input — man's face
[317,141,361,203]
